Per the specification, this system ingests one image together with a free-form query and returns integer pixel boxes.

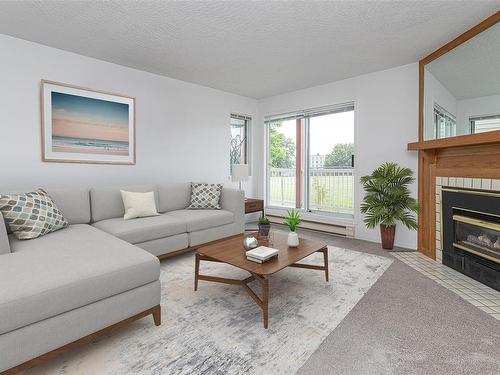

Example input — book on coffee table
[246,254,278,263]
[246,246,279,262]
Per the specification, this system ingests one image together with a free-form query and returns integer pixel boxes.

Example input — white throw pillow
[120,190,159,220]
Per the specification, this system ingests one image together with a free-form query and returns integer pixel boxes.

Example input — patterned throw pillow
[187,183,223,210]
[0,189,68,240]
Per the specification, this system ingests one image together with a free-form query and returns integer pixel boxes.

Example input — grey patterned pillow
[187,183,223,210]
[0,189,69,240]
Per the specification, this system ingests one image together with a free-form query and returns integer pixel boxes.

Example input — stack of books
[246,246,279,263]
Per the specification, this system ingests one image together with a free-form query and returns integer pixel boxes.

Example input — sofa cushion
[158,183,191,213]
[0,213,10,254]
[90,185,159,222]
[135,233,189,257]
[0,188,91,226]
[92,214,186,244]
[44,188,91,224]
[166,209,234,232]
[0,189,68,240]
[189,223,241,247]
[0,224,160,335]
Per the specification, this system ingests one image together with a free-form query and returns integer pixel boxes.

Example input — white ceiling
[0,1,498,99]
[426,22,500,100]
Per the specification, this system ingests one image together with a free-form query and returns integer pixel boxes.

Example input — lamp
[232,164,249,191]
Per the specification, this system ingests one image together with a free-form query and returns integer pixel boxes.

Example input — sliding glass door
[266,104,355,217]
[308,110,354,215]
[267,118,299,208]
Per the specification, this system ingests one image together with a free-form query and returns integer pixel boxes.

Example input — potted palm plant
[284,209,301,247]
[360,162,419,250]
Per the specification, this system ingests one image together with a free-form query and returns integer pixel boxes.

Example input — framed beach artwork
[41,80,135,164]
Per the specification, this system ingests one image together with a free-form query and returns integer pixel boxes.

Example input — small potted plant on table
[360,162,419,250]
[284,209,301,247]
[258,215,271,239]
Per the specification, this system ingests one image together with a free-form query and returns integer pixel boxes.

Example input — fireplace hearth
[442,188,500,291]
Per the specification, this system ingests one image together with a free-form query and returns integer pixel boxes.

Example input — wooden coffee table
[194,233,329,328]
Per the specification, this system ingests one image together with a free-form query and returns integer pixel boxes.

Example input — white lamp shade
[232,164,249,182]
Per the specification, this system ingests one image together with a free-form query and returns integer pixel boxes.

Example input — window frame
[469,114,500,134]
[230,113,251,176]
[433,103,456,139]
[264,103,356,219]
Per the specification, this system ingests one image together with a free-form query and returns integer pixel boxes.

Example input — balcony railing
[269,167,354,215]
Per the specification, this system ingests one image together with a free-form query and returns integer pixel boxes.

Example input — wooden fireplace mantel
[408,131,500,151]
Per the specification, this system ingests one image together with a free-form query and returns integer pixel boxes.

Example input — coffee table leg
[196,260,271,329]
[323,247,329,282]
[194,253,200,291]
[262,277,269,329]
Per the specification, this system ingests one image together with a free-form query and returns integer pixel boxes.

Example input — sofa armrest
[220,188,244,226]
[0,212,11,254]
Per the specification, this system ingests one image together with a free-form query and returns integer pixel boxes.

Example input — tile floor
[392,251,500,321]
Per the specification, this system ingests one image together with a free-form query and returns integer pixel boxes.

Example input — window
[434,104,456,139]
[267,119,298,208]
[470,114,500,134]
[266,103,355,217]
[230,113,251,173]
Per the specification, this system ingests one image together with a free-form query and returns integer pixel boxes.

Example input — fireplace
[441,188,500,291]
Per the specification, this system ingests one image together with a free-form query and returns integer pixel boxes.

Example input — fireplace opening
[442,188,500,291]
[453,210,500,264]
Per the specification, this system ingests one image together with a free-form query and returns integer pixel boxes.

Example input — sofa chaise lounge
[0,183,244,374]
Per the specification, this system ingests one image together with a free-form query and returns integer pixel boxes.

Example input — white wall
[457,94,500,131]
[0,34,258,194]
[424,68,458,139]
[0,34,420,248]
[256,63,419,249]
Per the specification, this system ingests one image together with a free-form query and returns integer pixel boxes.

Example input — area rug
[26,246,393,375]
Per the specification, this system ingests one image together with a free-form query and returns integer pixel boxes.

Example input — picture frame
[41,80,136,164]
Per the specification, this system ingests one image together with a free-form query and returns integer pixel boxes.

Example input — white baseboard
[267,215,355,237]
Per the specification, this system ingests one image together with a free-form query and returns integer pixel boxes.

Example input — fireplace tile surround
[435,177,500,263]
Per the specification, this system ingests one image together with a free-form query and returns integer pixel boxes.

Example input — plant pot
[287,231,299,247]
[258,223,271,239]
[380,224,396,250]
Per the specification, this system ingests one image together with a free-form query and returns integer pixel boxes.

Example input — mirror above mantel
[408,12,500,261]
[422,14,500,142]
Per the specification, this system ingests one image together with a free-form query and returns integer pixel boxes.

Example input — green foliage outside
[269,123,353,170]
[269,174,354,214]
[269,123,355,214]
[324,143,354,168]
[269,122,295,168]
[360,162,419,229]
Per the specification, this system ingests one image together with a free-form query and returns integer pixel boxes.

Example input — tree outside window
[269,122,295,168]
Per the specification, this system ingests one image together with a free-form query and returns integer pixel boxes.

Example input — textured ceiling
[426,22,500,100]
[0,1,498,98]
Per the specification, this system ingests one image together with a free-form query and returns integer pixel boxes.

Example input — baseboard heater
[267,215,354,237]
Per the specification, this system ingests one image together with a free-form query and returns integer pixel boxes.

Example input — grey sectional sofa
[0,183,244,373]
